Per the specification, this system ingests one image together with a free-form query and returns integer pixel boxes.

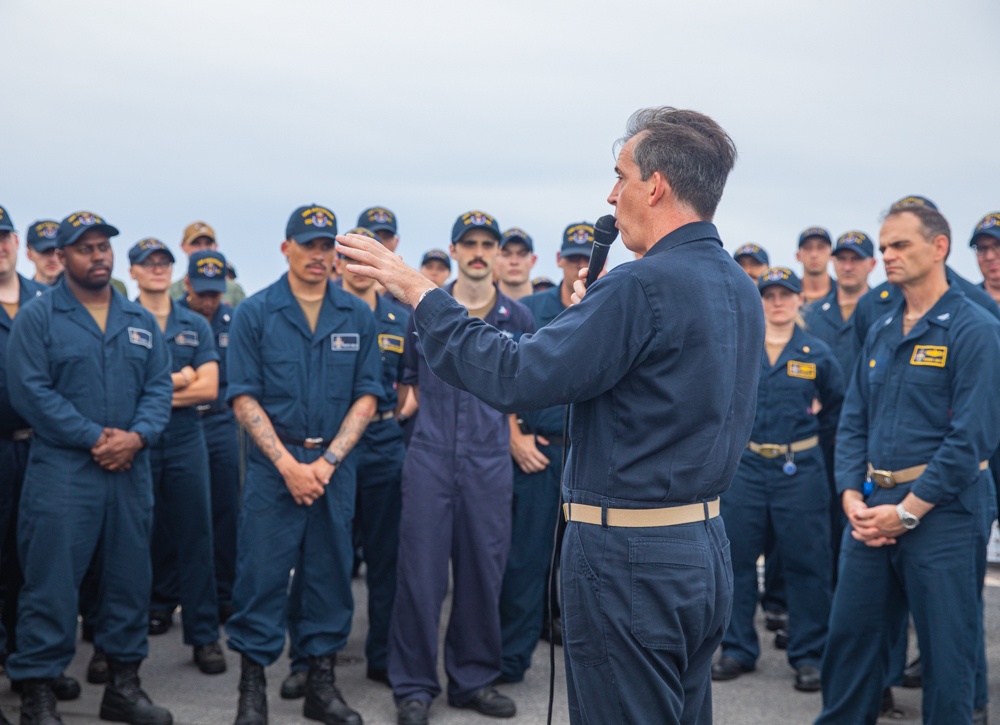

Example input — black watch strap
[323,450,340,467]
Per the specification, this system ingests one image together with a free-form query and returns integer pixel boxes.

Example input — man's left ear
[648,171,668,206]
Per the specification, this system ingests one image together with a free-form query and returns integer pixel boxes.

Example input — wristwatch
[322,450,341,468]
[896,503,920,530]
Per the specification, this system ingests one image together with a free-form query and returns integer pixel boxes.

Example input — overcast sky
[3,0,998,296]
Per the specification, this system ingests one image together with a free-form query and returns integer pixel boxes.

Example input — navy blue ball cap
[357,206,397,235]
[0,205,14,232]
[758,266,802,294]
[286,205,338,244]
[531,276,556,291]
[128,238,175,266]
[890,195,938,212]
[57,211,119,249]
[452,210,501,244]
[188,249,228,293]
[797,226,832,247]
[421,248,451,270]
[500,227,534,252]
[345,226,378,240]
[733,243,769,266]
[833,231,875,259]
[26,220,60,252]
[560,222,596,258]
[970,212,1000,247]
[338,227,378,258]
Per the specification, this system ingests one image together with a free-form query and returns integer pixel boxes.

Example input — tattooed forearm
[326,394,377,462]
[233,395,287,465]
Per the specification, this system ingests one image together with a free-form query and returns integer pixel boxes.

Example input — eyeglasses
[974,244,1000,258]
[139,259,173,270]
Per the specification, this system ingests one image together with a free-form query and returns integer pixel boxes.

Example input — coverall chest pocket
[168,337,197,370]
[49,344,89,390]
[325,352,356,400]
[905,368,950,429]
[122,344,149,402]
[261,351,299,402]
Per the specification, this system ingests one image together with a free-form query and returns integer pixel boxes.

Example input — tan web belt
[747,435,819,459]
[562,498,720,528]
[867,460,988,489]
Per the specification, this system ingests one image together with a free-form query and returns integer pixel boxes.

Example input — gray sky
[3,0,998,296]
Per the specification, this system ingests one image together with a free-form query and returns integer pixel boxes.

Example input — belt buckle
[757,444,782,459]
[304,437,324,450]
[870,469,896,488]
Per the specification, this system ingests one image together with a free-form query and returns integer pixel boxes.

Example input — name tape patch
[128,327,152,349]
[331,333,360,352]
[910,345,947,367]
[175,330,199,347]
[378,334,404,354]
[787,361,816,380]
[218,332,229,348]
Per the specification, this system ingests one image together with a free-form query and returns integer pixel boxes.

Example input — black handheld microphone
[585,215,619,288]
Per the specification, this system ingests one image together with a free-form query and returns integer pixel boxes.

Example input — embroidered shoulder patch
[218,332,229,348]
[787,361,816,380]
[910,345,947,367]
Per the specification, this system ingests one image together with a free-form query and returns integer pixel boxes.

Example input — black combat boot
[88,649,110,685]
[99,658,172,725]
[303,655,362,725]
[235,654,267,725]
[18,678,63,725]
[12,674,80,700]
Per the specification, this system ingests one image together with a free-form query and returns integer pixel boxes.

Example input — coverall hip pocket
[630,537,710,651]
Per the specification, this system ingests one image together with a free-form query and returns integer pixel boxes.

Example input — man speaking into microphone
[338,107,764,724]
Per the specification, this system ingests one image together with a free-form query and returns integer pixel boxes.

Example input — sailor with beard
[5,210,174,725]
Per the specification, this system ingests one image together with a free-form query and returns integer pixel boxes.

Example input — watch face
[897,504,919,529]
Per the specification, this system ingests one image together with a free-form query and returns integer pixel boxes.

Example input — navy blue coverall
[0,275,46,652]
[224,275,381,665]
[161,299,240,615]
[387,285,534,708]
[817,286,1000,725]
[804,288,863,565]
[499,284,565,682]
[289,295,410,674]
[852,269,1000,701]
[5,282,172,678]
[148,302,220,646]
[408,222,764,724]
[720,326,844,672]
